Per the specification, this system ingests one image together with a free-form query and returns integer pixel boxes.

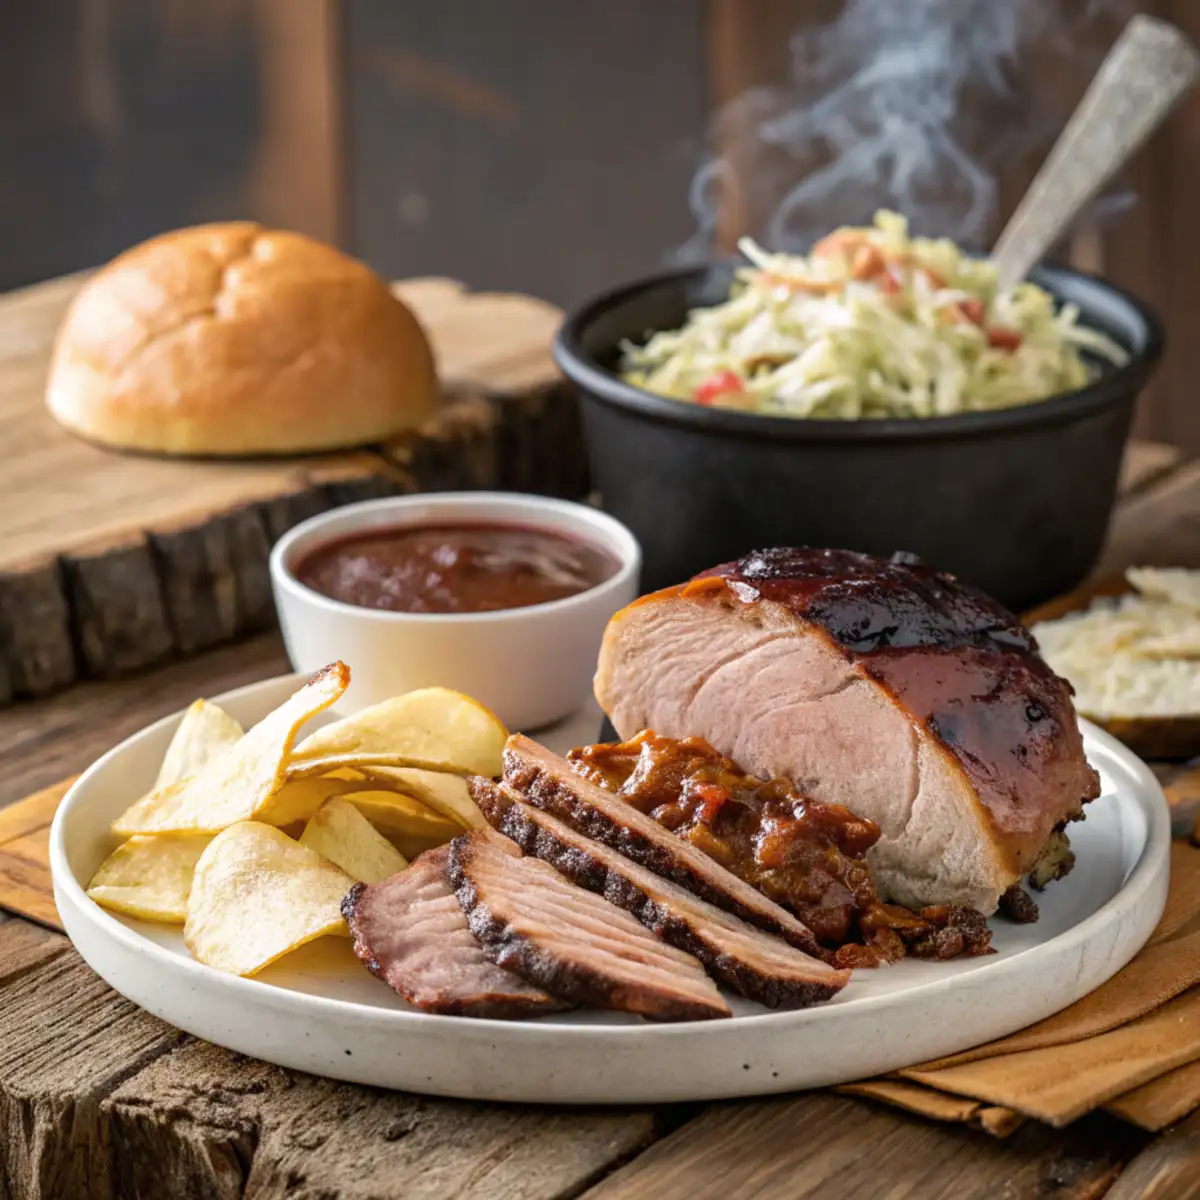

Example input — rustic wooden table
[3,368,1200,1196]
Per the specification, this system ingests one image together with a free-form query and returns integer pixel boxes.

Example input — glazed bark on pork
[568,731,992,967]
[595,548,1100,915]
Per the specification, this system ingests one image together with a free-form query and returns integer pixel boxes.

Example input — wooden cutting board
[0,274,586,706]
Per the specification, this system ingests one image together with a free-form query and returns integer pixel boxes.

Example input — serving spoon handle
[992,14,1199,292]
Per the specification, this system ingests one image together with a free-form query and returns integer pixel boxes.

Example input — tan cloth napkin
[837,841,1200,1134]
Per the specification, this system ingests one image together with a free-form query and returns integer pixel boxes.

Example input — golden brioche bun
[46,222,438,456]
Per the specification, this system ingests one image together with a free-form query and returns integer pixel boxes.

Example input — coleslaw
[619,211,1129,419]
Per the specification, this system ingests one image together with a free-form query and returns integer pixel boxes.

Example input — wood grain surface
[582,1094,1142,1200]
[0,272,586,705]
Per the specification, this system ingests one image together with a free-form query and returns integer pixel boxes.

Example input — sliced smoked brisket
[471,777,849,1008]
[342,846,565,1019]
[503,735,823,954]
[447,829,731,1021]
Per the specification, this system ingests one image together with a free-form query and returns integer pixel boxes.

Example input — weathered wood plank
[0,926,185,1200]
[0,917,68,983]
[1153,0,1200,456]
[1103,97,1171,448]
[581,1092,1143,1200]
[106,1041,656,1200]
[1164,765,1200,840]
[1104,1105,1200,1200]
[0,0,337,292]
[349,0,707,307]
[248,0,348,245]
[0,923,657,1200]
[1119,440,1186,496]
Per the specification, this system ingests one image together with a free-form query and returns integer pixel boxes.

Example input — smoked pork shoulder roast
[595,548,1100,915]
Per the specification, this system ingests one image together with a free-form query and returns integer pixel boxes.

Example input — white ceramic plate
[51,674,1171,1105]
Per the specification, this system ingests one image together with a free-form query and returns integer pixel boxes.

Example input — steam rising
[680,0,1134,259]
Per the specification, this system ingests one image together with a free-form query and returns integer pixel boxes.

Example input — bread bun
[46,222,439,456]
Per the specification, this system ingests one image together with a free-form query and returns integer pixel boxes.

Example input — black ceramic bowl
[554,262,1164,610]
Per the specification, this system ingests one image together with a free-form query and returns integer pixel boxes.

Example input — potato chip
[86,834,213,923]
[359,766,485,830]
[300,797,408,883]
[393,832,463,861]
[255,776,365,826]
[286,688,506,779]
[344,790,462,842]
[155,700,244,791]
[113,663,350,837]
[184,822,353,976]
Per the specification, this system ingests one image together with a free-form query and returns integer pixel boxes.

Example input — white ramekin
[269,492,641,730]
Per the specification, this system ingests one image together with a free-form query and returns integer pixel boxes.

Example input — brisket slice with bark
[342,846,566,1019]
[447,829,731,1021]
[503,735,821,954]
[472,777,849,1009]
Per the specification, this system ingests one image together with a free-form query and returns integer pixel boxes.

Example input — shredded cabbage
[619,211,1129,419]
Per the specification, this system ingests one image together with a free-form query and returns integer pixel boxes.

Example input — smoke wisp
[678,0,1135,261]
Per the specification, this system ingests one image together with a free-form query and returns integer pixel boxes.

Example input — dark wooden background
[2,0,1198,450]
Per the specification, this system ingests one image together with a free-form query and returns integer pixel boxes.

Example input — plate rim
[50,671,1173,1047]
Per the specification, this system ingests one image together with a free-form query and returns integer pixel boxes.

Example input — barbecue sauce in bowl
[294,523,619,614]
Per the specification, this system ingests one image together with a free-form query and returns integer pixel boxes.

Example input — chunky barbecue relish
[568,731,992,967]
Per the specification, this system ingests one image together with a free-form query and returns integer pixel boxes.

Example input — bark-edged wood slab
[0,274,588,705]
